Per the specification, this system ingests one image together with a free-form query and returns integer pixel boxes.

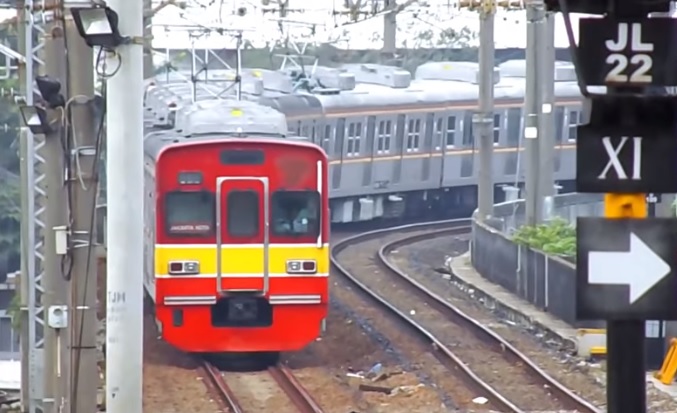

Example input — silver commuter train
[144,59,582,223]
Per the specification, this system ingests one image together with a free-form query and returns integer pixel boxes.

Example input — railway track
[331,218,600,413]
[200,361,325,413]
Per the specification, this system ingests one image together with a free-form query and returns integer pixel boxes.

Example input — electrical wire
[70,79,107,412]
[69,23,113,410]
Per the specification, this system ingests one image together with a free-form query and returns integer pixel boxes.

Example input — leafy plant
[512,217,576,260]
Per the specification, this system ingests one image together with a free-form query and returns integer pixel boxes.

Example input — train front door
[215,176,270,296]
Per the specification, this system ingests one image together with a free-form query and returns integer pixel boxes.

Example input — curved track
[200,361,324,413]
[331,218,600,413]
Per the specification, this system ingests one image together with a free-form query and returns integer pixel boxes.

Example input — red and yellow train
[142,98,330,357]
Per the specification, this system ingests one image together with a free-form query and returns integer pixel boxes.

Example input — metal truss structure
[13,2,46,413]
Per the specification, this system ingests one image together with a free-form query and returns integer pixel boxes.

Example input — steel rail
[268,364,325,413]
[331,218,600,413]
[200,361,245,413]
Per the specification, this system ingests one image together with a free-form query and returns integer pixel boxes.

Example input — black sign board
[578,17,677,86]
[576,218,677,320]
[576,126,677,193]
[576,95,677,193]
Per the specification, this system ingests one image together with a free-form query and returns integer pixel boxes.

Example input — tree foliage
[512,218,576,260]
[0,25,21,274]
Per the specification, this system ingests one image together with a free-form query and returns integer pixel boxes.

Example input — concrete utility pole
[63,15,99,413]
[143,0,154,79]
[475,0,495,221]
[41,22,71,413]
[537,14,556,215]
[524,0,545,226]
[105,0,145,411]
[383,0,397,55]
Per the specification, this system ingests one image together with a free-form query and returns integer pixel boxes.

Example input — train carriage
[143,99,330,354]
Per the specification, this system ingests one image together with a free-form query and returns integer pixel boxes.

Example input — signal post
[557,0,677,411]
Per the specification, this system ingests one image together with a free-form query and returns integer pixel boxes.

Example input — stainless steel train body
[146,59,582,222]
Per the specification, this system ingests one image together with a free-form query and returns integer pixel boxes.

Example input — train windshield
[164,190,216,237]
[271,190,320,238]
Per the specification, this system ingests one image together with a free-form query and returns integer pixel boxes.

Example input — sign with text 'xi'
[576,127,677,193]
[578,17,677,86]
[576,218,677,321]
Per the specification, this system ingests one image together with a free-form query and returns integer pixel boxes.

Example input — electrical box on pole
[549,0,677,411]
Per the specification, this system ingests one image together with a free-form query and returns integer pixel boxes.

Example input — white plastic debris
[472,396,489,405]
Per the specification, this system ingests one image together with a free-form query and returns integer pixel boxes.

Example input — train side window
[406,119,421,152]
[446,116,456,148]
[354,122,362,155]
[346,122,362,157]
[568,110,579,142]
[493,114,501,145]
[271,190,320,238]
[377,120,392,154]
[164,190,215,237]
[347,123,356,156]
[555,107,565,143]
[227,190,259,237]
[506,108,521,146]
[435,118,443,150]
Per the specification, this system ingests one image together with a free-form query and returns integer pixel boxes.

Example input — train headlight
[168,260,200,275]
[286,260,317,274]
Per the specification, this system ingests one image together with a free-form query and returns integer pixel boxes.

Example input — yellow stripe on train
[154,244,330,276]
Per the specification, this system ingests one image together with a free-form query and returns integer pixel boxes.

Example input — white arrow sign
[588,232,671,304]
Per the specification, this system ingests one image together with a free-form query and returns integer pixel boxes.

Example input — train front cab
[154,141,330,354]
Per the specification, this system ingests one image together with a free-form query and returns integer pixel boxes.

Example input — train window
[493,114,501,144]
[220,150,264,165]
[353,122,362,155]
[406,119,421,152]
[377,120,392,154]
[555,107,565,143]
[506,108,521,146]
[227,191,259,237]
[271,190,320,238]
[568,110,579,142]
[164,190,215,237]
[445,116,456,148]
[435,118,443,150]
[347,122,362,157]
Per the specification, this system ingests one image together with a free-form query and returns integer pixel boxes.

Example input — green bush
[512,217,576,260]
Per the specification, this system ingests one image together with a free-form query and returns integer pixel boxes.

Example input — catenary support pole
[382,0,397,56]
[537,13,555,216]
[143,0,155,79]
[17,2,31,409]
[524,0,544,226]
[41,22,71,413]
[604,194,647,413]
[63,15,100,413]
[105,0,145,411]
[475,0,495,221]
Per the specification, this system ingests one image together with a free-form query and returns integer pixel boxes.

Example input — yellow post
[604,194,647,219]
[604,192,647,412]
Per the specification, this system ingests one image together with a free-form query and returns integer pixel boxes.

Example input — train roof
[145,59,584,123]
[144,97,290,159]
[144,132,322,162]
